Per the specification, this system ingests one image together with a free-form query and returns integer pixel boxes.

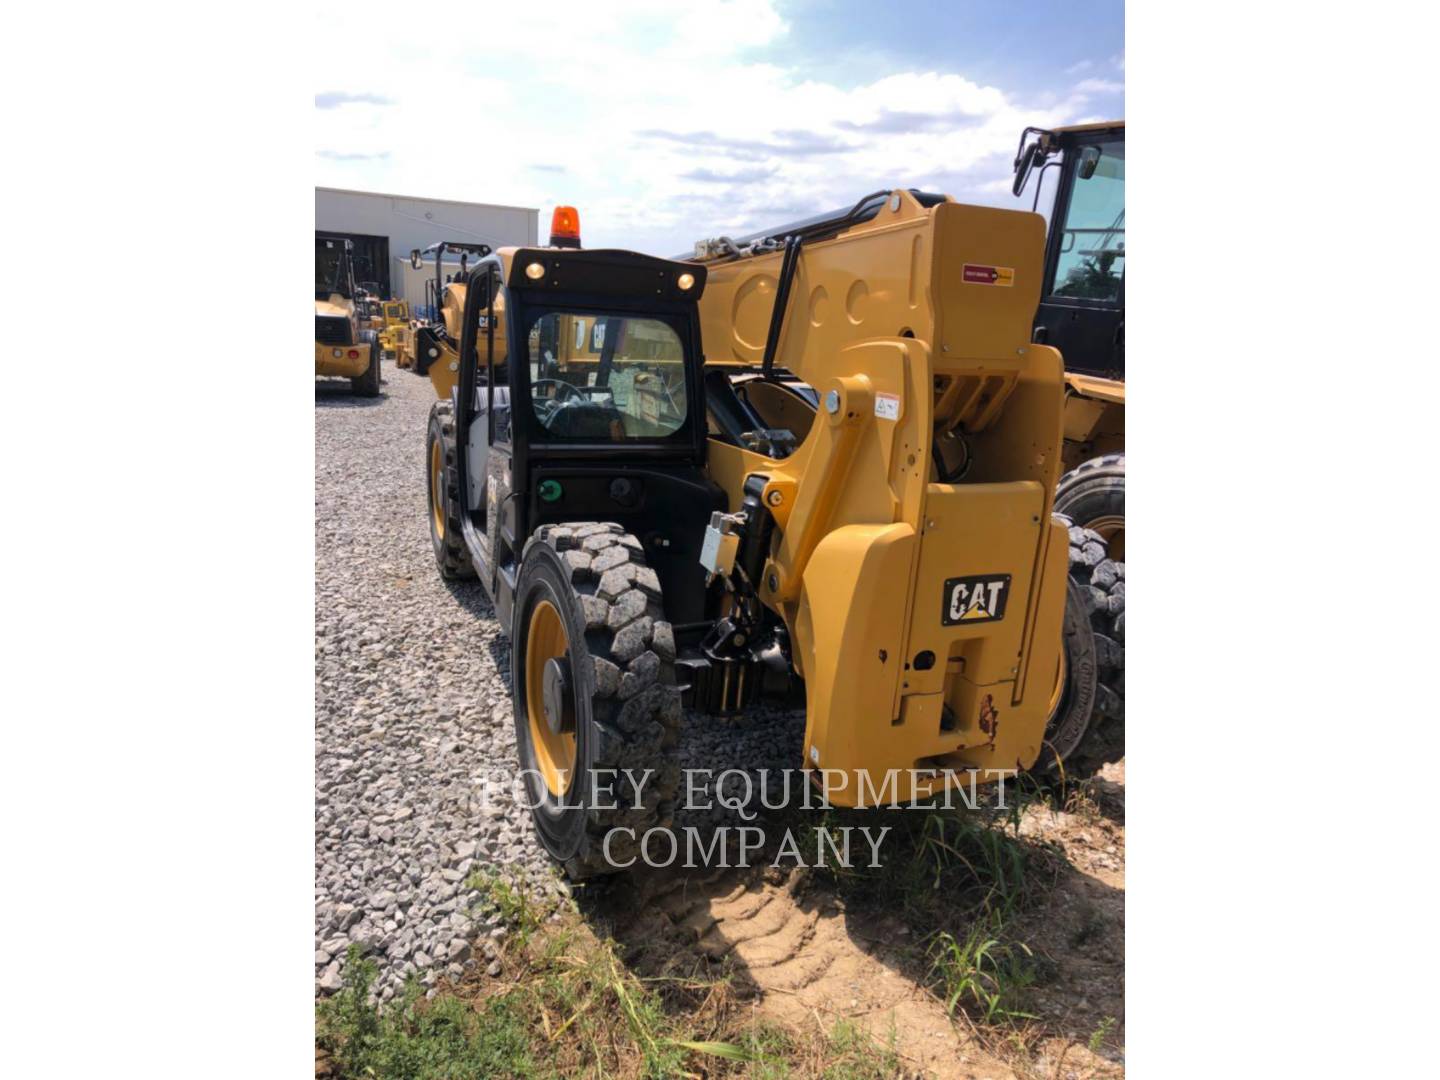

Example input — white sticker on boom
[874,392,900,421]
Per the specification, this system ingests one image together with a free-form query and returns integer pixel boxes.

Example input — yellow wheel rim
[1088,515,1124,561]
[429,439,445,540]
[1047,641,1069,721]
[525,599,576,797]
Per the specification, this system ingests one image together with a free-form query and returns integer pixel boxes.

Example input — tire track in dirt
[604,865,1015,1079]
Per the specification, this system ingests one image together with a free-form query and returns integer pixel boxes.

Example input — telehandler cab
[1014,121,1125,558]
[426,200,1074,878]
[315,236,381,396]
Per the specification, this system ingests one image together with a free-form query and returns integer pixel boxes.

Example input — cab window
[526,312,688,441]
[1050,137,1125,303]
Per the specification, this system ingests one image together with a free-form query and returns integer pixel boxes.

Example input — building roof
[315,186,538,216]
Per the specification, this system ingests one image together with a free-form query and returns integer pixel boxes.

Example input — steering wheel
[532,379,585,425]
[532,379,585,404]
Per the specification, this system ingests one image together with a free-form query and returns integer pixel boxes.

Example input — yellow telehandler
[424,200,1076,878]
[686,185,1123,775]
[397,241,491,389]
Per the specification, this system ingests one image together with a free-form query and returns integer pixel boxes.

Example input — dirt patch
[605,865,996,1078]
[586,763,1126,1078]
[1011,763,1125,1076]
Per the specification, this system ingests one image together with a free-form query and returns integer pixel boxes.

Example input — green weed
[927,918,1037,1026]
[316,946,533,1079]
[1088,1015,1117,1053]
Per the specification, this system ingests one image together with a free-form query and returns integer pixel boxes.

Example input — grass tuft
[927,917,1037,1024]
[316,945,533,1079]
[465,866,547,940]
[817,1018,902,1079]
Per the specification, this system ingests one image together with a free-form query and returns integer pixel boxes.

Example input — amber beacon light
[549,206,581,248]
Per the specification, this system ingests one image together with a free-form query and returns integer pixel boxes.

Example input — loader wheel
[512,523,682,880]
[1039,518,1125,775]
[426,400,475,580]
[1037,576,1100,771]
[352,332,381,397]
[1054,453,1125,560]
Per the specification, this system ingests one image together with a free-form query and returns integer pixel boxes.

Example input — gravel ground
[315,363,804,1001]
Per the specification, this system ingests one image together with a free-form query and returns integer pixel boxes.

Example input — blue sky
[315,0,1123,256]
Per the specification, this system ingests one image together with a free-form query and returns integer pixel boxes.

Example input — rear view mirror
[409,249,422,270]
[1012,140,1044,197]
[1078,145,1102,180]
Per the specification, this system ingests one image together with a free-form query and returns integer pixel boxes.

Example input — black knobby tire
[1037,574,1100,772]
[1054,453,1124,559]
[426,400,475,580]
[512,523,682,880]
[352,331,381,397]
[1050,517,1125,775]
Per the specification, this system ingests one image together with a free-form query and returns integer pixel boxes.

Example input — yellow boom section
[699,192,1068,804]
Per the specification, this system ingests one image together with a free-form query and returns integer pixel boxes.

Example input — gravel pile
[314,365,805,1000]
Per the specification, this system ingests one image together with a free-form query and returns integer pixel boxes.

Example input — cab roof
[489,246,706,301]
[1053,120,1124,137]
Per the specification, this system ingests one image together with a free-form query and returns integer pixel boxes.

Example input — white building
[315,187,538,310]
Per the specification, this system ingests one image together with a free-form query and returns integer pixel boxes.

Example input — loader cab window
[525,311,689,441]
[315,240,353,300]
[1049,137,1125,303]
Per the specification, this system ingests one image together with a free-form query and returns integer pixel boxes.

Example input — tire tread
[1055,513,1125,774]
[427,400,475,580]
[524,523,681,879]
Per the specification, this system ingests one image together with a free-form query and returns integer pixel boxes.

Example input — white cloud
[1074,78,1126,95]
[315,91,394,109]
[314,0,1107,254]
[1064,60,1094,74]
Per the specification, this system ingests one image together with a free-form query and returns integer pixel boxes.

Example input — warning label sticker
[962,264,1015,287]
[874,392,900,421]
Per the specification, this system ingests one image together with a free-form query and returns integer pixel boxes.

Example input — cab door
[1033,133,1125,379]
[463,271,516,593]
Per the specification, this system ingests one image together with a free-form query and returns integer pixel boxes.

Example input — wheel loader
[425,200,1074,878]
[1010,121,1127,770]
[315,236,381,396]
[1013,121,1125,558]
